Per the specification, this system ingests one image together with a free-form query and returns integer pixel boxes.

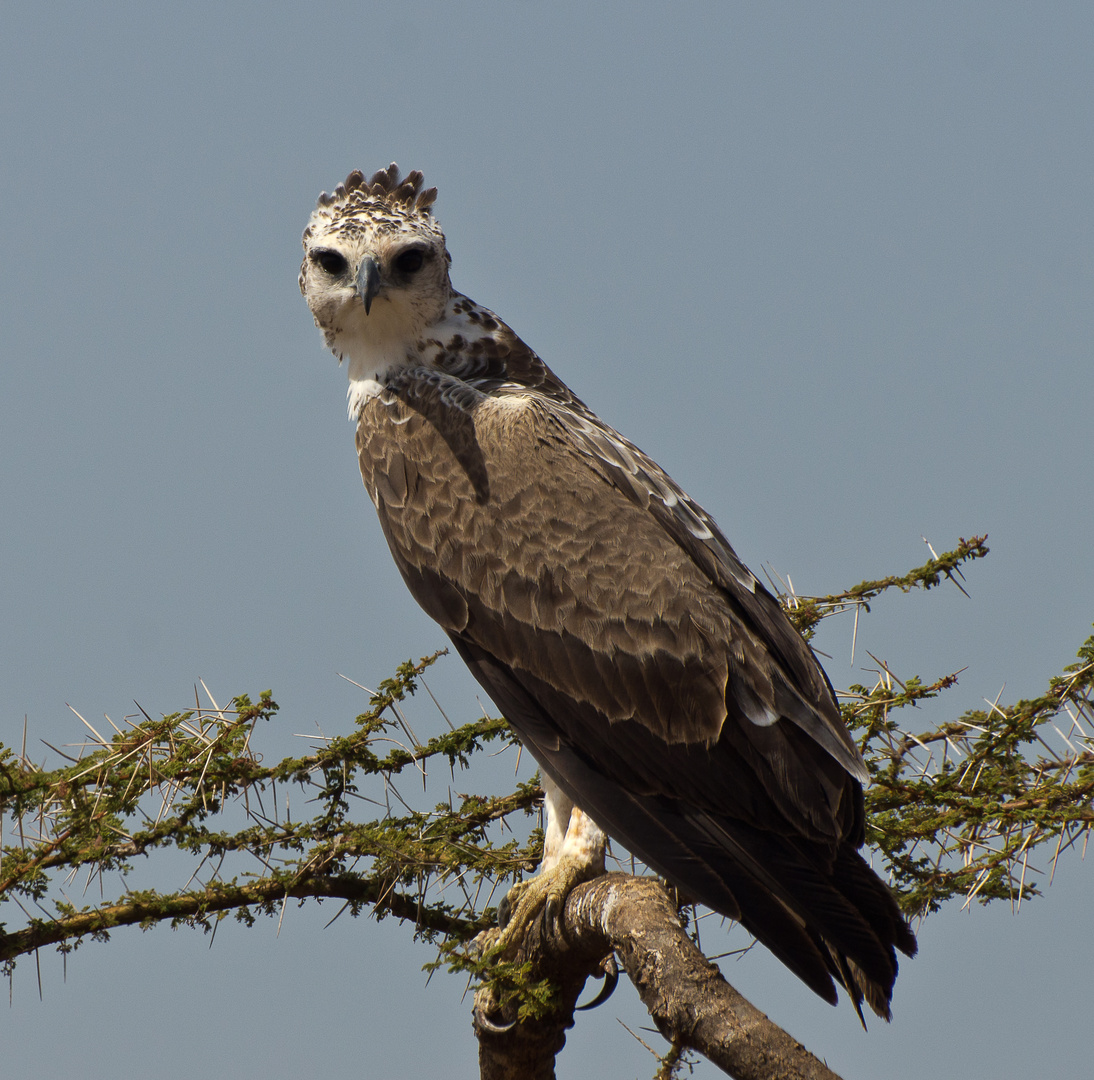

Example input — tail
[620,803,918,1021]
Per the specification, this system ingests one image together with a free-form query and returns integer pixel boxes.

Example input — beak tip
[357,256,382,317]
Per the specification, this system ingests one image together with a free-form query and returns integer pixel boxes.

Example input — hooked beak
[356,256,382,315]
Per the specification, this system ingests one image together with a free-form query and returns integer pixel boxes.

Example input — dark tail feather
[624,805,917,1019]
[460,651,918,1018]
[617,799,843,1006]
[833,846,918,959]
[690,818,910,1018]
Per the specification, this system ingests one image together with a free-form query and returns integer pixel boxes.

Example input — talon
[473,986,518,1035]
[576,954,619,1011]
[497,876,533,931]
[487,854,602,957]
[474,1007,517,1035]
[470,928,501,959]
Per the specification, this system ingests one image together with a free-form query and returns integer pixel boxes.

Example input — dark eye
[311,249,349,276]
[393,247,426,275]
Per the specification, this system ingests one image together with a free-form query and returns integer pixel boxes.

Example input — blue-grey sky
[3,4,1092,1077]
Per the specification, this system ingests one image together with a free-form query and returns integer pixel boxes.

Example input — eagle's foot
[472,784,607,959]
[488,853,599,956]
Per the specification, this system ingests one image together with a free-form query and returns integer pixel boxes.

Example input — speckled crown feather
[315,164,438,215]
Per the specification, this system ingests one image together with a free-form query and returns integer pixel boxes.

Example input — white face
[300,201,451,386]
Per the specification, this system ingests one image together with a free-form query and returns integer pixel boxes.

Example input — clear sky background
[2,4,1092,1077]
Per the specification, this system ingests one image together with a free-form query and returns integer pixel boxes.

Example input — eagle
[299,164,916,1020]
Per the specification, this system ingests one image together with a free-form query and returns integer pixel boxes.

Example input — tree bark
[474,873,843,1080]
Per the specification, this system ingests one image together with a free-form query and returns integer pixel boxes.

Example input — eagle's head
[300,165,452,397]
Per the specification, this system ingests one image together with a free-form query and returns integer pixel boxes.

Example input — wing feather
[358,377,858,827]
[556,405,868,781]
[355,353,913,1015]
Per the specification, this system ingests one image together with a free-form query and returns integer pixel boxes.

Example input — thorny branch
[475,875,842,1080]
[0,654,531,968]
[2,537,1092,1078]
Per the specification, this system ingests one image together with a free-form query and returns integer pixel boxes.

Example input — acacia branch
[0,872,485,963]
[785,535,990,636]
[4,547,1092,1078]
[474,874,842,1080]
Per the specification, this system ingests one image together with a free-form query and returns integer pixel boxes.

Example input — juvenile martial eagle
[299,165,916,1019]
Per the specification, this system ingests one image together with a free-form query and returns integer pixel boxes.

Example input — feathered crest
[316,164,438,216]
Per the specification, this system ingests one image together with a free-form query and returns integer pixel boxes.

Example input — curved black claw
[497,890,513,929]
[468,927,501,960]
[474,1006,517,1034]
[576,954,619,1011]
[543,891,564,939]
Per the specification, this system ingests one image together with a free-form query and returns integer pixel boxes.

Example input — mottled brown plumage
[300,166,917,1020]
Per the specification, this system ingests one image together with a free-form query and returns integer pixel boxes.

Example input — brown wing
[356,364,915,1017]
[432,313,866,780]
